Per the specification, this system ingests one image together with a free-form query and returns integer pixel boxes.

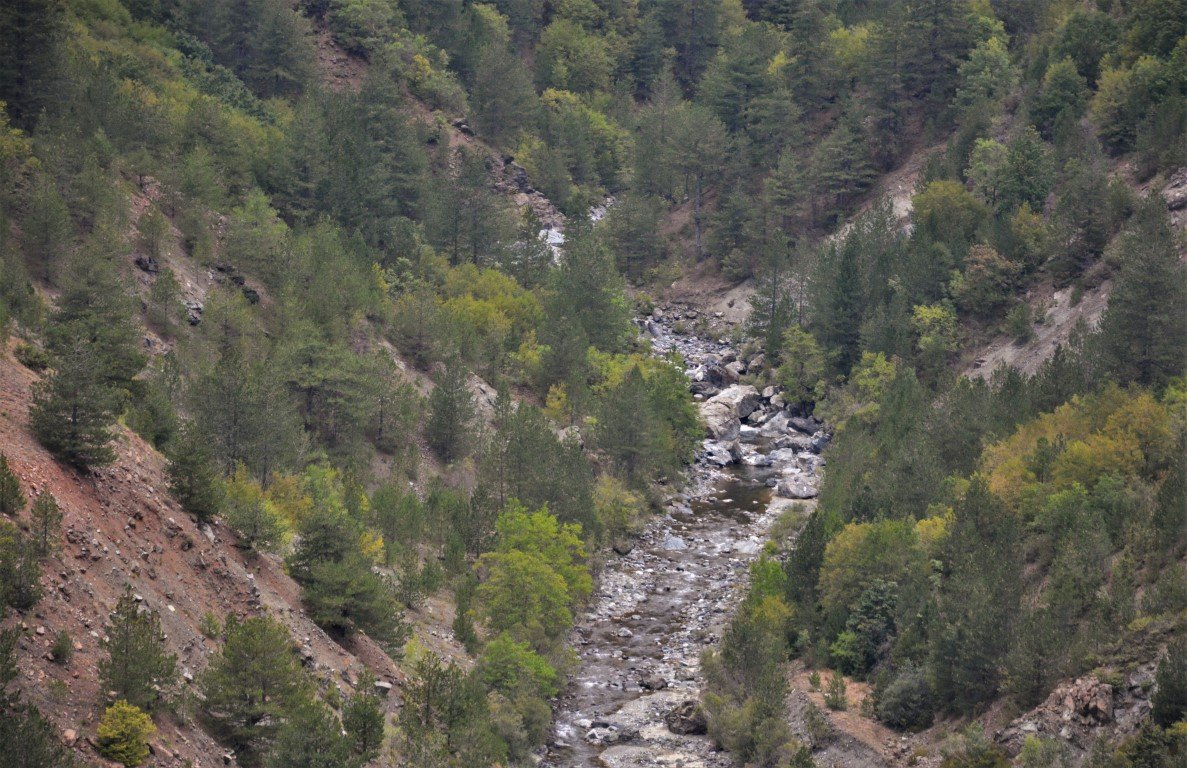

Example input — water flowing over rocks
[542,311,827,768]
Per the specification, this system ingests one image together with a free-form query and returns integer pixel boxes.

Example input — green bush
[13,343,49,372]
[1006,303,1034,343]
[97,700,155,767]
[940,727,1008,768]
[876,666,934,731]
[50,630,72,665]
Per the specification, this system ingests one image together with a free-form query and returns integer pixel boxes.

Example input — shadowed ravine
[542,320,823,768]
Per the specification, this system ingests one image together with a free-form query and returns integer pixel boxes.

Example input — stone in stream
[698,401,740,441]
[710,385,763,419]
[789,415,824,434]
[777,476,818,499]
[702,441,736,466]
[759,411,790,436]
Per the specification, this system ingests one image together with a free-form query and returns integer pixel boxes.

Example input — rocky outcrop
[997,670,1156,756]
[777,475,819,500]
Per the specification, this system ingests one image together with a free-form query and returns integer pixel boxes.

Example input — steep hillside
[0,343,415,767]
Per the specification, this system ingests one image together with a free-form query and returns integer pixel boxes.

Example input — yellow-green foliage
[819,519,925,625]
[592,475,646,543]
[442,264,543,349]
[981,385,1178,507]
[476,503,591,652]
[221,465,287,551]
[97,700,155,767]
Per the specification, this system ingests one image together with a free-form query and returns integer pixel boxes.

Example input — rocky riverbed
[541,311,829,768]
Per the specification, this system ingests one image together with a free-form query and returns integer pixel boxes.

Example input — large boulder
[702,440,738,466]
[710,385,763,419]
[665,700,708,735]
[777,475,818,499]
[773,433,816,452]
[789,415,823,434]
[760,411,790,437]
[699,401,740,441]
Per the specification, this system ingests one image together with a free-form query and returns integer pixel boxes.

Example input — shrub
[940,727,1008,768]
[50,630,72,665]
[824,671,847,711]
[199,611,222,639]
[876,666,934,731]
[0,453,25,515]
[13,343,49,372]
[1006,303,1034,343]
[97,700,155,767]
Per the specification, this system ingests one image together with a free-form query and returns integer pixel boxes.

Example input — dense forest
[0,0,1184,766]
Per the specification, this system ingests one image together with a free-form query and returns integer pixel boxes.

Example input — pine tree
[1153,638,1187,726]
[470,43,540,145]
[0,522,42,610]
[902,0,972,109]
[2,571,68,764]
[667,103,728,259]
[0,0,66,129]
[746,230,795,360]
[342,673,385,761]
[29,340,119,469]
[264,700,353,768]
[929,477,1021,714]
[813,238,864,376]
[165,424,224,522]
[807,111,877,226]
[427,359,476,463]
[200,615,312,766]
[0,453,24,516]
[99,587,177,712]
[288,505,405,643]
[1098,199,1187,388]
[45,255,145,394]
[28,493,60,555]
[594,366,664,482]
[21,172,71,282]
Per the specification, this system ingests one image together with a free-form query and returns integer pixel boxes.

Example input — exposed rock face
[997,671,1156,756]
